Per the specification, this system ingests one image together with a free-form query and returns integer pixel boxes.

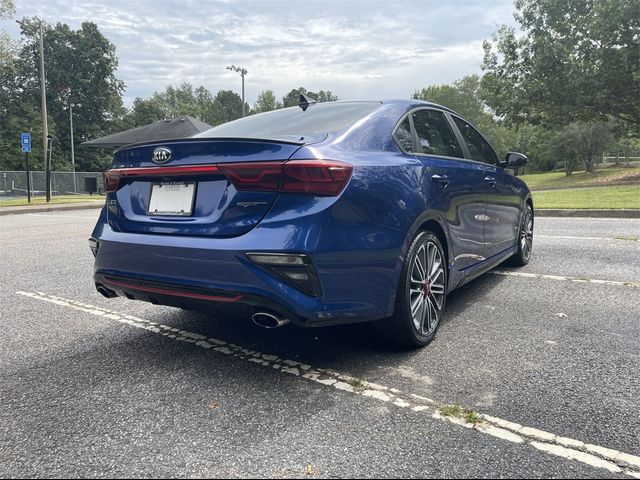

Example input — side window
[394,117,413,152]
[411,110,463,158]
[452,117,499,165]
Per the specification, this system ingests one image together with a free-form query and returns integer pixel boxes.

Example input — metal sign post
[21,133,32,203]
[46,135,52,202]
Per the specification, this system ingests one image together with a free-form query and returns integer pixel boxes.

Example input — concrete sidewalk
[0,201,104,216]
[0,201,638,218]
[536,208,639,218]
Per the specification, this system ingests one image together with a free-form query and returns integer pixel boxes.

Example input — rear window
[195,101,381,139]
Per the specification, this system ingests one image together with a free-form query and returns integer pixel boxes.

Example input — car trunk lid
[105,138,306,237]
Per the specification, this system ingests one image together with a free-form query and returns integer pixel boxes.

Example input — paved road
[1,211,639,478]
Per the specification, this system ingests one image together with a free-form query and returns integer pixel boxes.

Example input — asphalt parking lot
[1,209,639,478]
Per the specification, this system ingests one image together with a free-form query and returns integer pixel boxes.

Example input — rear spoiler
[114,135,326,154]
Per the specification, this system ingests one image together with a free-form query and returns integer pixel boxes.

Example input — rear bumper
[94,272,307,325]
[91,205,404,326]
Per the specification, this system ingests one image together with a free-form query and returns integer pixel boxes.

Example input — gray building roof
[81,116,213,149]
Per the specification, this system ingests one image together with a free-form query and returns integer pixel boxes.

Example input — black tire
[506,204,534,267]
[375,231,447,348]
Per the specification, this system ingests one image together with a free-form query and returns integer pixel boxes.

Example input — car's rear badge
[152,147,172,164]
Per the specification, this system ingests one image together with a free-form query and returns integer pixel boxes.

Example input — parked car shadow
[153,271,513,373]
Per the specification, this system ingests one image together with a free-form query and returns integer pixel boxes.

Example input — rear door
[449,116,521,261]
[405,109,488,272]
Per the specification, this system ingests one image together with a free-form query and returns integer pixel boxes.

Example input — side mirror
[505,152,528,168]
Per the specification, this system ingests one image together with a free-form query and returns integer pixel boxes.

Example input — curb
[536,209,640,219]
[0,202,104,216]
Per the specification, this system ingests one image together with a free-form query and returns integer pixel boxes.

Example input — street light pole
[38,19,50,202]
[226,65,248,117]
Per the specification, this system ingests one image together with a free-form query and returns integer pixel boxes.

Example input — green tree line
[0,6,340,171]
[1,0,637,174]
[417,0,638,174]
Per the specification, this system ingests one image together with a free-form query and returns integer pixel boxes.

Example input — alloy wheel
[520,208,533,261]
[409,241,446,336]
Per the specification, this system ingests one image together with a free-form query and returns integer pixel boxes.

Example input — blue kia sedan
[90,98,533,347]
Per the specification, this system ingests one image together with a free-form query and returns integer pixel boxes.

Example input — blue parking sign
[21,133,31,153]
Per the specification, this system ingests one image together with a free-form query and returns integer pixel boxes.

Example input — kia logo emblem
[152,147,172,164]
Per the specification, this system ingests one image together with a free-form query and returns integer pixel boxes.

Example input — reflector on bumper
[246,253,321,297]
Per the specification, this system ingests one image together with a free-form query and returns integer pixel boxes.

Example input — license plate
[148,182,195,216]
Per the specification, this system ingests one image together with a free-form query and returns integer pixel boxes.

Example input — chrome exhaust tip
[96,285,117,299]
[252,312,290,329]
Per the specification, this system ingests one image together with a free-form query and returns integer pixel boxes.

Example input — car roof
[381,98,460,116]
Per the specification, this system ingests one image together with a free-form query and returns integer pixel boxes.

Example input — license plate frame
[147,182,196,217]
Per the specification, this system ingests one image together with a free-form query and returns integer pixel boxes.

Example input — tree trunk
[565,156,576,176]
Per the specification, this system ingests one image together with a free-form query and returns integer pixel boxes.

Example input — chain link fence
[0,171,103,197]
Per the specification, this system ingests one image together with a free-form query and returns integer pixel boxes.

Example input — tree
[13,19,125,171]
[282,87,339,108]
[253,89,281,113]
[209,90,246,125]
[194,86,215,122]
[122,83,217,128]
[124,96,168,128]
[413,75,515,158]
[0,0,15,61]
[0,0,13,17]
[312,90,339,103]
[482,0,640,126]
[551,121,615,175]
[282,87,307,108]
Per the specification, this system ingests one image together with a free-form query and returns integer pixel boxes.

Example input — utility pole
[226,65,248,117]
[38,19,50,202]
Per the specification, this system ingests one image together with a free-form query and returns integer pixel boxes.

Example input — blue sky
[2,0,519,106]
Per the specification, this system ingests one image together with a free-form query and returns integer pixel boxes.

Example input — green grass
[464,411,484,425]
[0,195,104,207]
[520,167,639,191]
[532,185,640,209]
[438,404,485,425]
[438,404,463,418]
[345,378,368,391]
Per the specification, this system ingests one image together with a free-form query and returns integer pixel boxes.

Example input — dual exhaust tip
[96,285,117,299]
[251,312,290,329]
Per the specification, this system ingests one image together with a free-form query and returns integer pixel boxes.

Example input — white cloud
[4,0,519,106]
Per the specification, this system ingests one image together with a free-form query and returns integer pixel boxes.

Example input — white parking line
[491,270,640,288]
[536,235,617,241]
[16,290,640,477]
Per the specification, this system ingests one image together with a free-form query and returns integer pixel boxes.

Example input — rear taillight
[218,162,283,192]
[102,160,352,197]
[103,170,120,193]
[221,160,352,196]
[282,161,352,196]
[103,165,220,193]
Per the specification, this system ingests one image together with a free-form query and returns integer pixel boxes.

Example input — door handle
[484,176,497,187]
[431,174,449,188]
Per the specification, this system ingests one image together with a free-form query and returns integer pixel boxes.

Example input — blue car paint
[92,99,531,326]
